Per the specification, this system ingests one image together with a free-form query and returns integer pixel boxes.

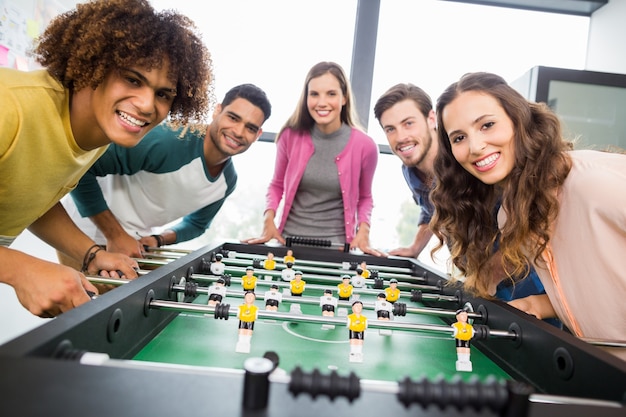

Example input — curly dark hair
[31,0,214,127]
[430,72,572,297]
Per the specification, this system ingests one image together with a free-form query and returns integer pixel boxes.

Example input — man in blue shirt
[374,83,437,259]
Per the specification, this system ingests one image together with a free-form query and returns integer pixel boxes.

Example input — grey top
[283,123,351,244]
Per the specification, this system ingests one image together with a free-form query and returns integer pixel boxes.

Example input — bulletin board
[0,0,69,70]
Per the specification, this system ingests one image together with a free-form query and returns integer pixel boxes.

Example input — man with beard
[60,84,271,265]
[374,83,438,258]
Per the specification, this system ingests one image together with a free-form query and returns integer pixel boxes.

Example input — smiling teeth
[399,144,415,152]
[475,154,499,167]
[119,111,146,127]
[225,135,241,146]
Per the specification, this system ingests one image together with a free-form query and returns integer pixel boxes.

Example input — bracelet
[80,244,104,273]
[151,234,164,247]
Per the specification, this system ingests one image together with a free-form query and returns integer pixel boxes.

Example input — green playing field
[134,285,511,383]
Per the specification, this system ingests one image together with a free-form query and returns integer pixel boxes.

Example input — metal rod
[175,285,476,320]
[143,246,193,255]
[134,258,171,267]
[85,274,457,305]
[190,273,451,301]
[220,257,419,281]
[149,299,515,338]
[222,266,430,289]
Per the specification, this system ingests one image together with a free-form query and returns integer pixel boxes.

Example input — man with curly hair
[0,0,213,318]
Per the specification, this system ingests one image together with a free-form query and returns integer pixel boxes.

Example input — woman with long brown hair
[430,72,626,360]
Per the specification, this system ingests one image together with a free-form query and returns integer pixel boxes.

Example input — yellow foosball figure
[452,308,475,372]
[236,291,259,353]
[347,300,367,362]
[337,275,354,301]
[290,271,306,296]
[384,279,400,303]
[242,266,257,291]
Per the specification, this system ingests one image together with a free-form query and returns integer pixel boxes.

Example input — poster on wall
[0,0,67,70]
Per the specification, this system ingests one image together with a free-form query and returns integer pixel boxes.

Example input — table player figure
[210,253,225,276]
[347,300,367,362]
[337,275,354,301]
[452,308,475,372]
[264,284,282,311]
[384,279,400,303]
[207,277,227,307]
[351,267,366,288]
[320,289,338,317]
[358,260,370,279]
[242,266,257,292]
[320,289,338,330]
[281,261,295,282]
[290,271,306,296]
[263,252,276,270]
[283,249,296,265]
[236,291,259,353]
[375,292,393,336]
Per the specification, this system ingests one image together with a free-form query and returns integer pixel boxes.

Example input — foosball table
[0,241,624,417]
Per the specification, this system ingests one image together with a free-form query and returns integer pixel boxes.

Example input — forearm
[0,246,98,317]
[508,294,557,320]
[263,209,277,227]
[89,209,129,241]
[411,224,434,256]
[0,246,31,286]
[89,210,143,258]
[28,202,98,263]
[141,229,177,248]
[27,203,138,279]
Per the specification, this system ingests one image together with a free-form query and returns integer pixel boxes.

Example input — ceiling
[441,0,608,16]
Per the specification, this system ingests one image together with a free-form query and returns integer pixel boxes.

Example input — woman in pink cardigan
[244,62,383,256]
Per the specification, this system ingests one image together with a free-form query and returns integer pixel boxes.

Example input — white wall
[586,0,626,74]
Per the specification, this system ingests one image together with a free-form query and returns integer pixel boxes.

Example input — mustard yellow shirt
[238,304,258,323]
[241,275,257,290]
[452,322,474,341]
[337,283,353,298]
[347,313,367,332]
[290,279,306,294]
[263,259,276,270]
[0,69,106,245]
[385,287,400,302]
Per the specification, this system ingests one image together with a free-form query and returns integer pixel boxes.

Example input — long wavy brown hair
[31,0,214,127]
[430,72,572,297]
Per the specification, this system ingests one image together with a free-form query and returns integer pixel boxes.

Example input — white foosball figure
[351,273,366,288]
[264,284,283,311]
[210,253,225,275]
[281,261,295,282]
[207,278,227,307]
[320,289,338,329]
[374,293,393,336]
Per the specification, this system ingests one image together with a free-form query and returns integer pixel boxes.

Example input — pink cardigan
[265,127,379,242]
